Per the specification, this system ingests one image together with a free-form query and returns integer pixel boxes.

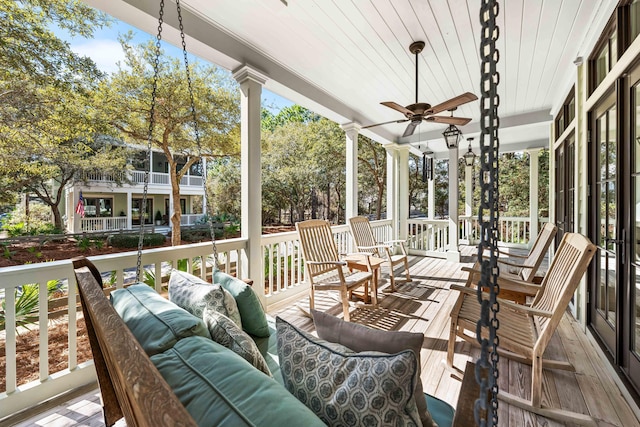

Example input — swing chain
[136,0,165,281]
[475,0,501,426]
[175,0,221,271]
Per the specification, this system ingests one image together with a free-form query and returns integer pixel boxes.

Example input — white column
[528,148,541,248]
[386,145,399,238]
[397,146,410,241]
[126,191,132,230]
[72,189,81,233]
[342,123,361,222]
[428,159,435,219]
[201,157,207,215]
[233,65,268,288]
[447,148,460,262]
[464,162,473,243]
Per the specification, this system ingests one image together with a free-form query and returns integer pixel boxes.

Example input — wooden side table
[342,254,385,305]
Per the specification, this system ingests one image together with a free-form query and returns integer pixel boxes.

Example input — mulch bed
[0,316,92,393]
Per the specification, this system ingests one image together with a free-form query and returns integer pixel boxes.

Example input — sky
[60,16,293,113]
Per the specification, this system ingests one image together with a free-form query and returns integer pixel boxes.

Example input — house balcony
[1,221,639,426]
[84,170,203,189]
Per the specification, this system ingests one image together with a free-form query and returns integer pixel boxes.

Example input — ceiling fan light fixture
[443,124,462,148]
[463,137,476,166]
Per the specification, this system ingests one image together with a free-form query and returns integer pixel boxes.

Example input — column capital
[341,122,362,134]
[384,142,411,152]
[232,64,269,86]
[525,147,543,155]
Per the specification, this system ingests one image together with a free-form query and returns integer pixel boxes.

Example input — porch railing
[80,216,127,232]
[129,170,201,187]
[459,215,550,248]
[406,219,450,258]
[0,217,522,419]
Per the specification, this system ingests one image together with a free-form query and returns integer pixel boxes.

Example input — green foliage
[155,210,163,221]
[0,280,62,332]
[26,246,43,258]
[76,237,91,251]
[100,35,241,244]
[2,203,62,236]
[262,116,345,224]
[2,243,15,260]
[93,238,104,249]
[108,233,166,248]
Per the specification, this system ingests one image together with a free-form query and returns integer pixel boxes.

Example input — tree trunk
[170,168,182,246]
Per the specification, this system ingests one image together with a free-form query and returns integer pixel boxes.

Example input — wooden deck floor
[10,248,640,427]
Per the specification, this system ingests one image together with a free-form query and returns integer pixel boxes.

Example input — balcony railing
[459,215,550,248]
[406,219,451,258]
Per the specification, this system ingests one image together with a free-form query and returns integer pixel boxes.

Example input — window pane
[635,177,640,263]
[596,44,609,88]
[600,183,607,246]
[608,107,617,179]
[608,181,617,249]
[599,114,607,181]
[633,0,640,42]
[610,32,617,68]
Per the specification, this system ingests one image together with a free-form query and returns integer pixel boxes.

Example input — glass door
[590,90,618,355]
[623,69,640,392]
[555,134,575,247]
[132,198,153,225]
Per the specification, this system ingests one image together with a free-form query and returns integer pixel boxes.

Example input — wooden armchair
[447,233,596,425]
[296,219,373,321]
[492,222,557,283]
[348,216,411,292]
[469,222,557,304]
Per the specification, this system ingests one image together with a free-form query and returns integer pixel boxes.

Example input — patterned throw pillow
[312,309,437,427]
[168,270,242,328]
[276,316,421,427]
[203,308,271,376]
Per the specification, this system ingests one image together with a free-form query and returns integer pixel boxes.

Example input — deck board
[10,249,640,427]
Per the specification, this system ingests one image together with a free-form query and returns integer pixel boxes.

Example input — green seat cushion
[425,394,455,427]
[277,316,421,427]
[110,283,209,356]
[151,335,325,427]
[213,270,270,338]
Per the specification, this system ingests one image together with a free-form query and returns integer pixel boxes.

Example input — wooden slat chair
[348,215,411,292]
[494,222,557,283]
[468,222,557,304]
[296,219,373,321]
[447,233,597,425]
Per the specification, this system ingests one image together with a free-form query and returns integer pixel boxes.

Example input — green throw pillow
[276,316,421,427]
[214,270,270,337]
[110,283,209,356]
[312,309,437,427]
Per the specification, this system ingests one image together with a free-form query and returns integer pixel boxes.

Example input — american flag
[75,191,85,218]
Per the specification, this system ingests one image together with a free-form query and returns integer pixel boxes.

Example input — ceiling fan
[363,41,478,138]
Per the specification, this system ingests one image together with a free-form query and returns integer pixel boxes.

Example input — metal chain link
[136,0,164,281]
[474,0,501,426]
[175,0,220,271]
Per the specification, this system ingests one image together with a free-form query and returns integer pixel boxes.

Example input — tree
[0,84,130,229]
[261,109,345,225]
[0,0,114,224]
[101,36,241,245]
[358,137,386,219]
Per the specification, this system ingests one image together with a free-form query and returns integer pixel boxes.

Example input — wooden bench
[72,256,197,427]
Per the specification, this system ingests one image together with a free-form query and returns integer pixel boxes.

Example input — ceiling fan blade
[402,121,420,137]
[426,115,472,126]
[381,101,414,117]
[427,92,478,115]
[362,118,409,129]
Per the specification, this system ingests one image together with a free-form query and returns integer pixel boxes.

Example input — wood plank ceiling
[89,0,616,157]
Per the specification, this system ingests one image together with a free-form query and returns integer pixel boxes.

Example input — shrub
[108,233,166,248]
[181,228,213,242]
[2,203,61,236]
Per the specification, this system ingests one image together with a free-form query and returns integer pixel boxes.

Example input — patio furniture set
[71,214,597,426]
